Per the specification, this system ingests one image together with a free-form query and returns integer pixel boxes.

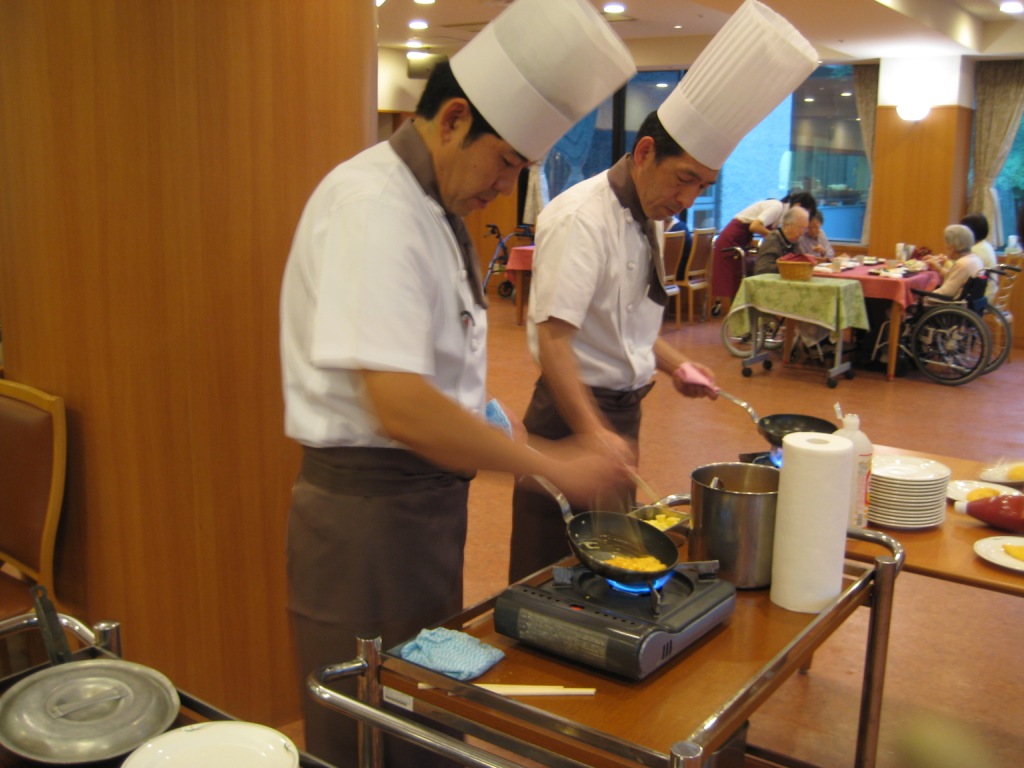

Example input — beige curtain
[853,64,879,246]
[969,60,1024,246]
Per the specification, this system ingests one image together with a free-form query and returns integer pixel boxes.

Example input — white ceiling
[376,0,1024,65]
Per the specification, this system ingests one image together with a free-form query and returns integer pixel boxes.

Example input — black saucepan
[532,476,679,584]
[717,390,836,448]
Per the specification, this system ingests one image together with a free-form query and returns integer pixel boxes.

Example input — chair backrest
[685,228,716,281]
[960,273,989,313]
[0,380,67,602]
[662,231,687,283]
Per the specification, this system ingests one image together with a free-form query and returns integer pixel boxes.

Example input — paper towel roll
[770,432,853,613]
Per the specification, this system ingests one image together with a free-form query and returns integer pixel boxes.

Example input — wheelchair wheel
[910,305,991,386]
[981,305,1011,375]
[721,307,763,357]
[721,308,784,358]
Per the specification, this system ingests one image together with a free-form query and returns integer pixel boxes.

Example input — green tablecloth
[730,274,869,336]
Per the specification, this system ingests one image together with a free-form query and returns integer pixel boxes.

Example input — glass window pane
[995,121,1024,245]
[540,65,871,243]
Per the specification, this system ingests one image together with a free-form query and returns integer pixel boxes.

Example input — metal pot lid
[0,658,180,764]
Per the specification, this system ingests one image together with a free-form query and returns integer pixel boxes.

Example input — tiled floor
[461,296,1024,768]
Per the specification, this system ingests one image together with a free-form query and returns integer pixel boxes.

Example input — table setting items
[867,454,951,529]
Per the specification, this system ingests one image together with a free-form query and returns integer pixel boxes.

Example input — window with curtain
[994,121,1024,244]
[540,65,872,242]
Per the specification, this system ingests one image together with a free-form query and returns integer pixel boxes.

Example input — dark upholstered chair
[0,379,67,616]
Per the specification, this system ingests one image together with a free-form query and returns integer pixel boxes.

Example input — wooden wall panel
[868,105,972,259]
[0,1,375,725]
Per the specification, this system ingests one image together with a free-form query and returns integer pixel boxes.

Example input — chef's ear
[633,135,656,167]
[438,98,473,144]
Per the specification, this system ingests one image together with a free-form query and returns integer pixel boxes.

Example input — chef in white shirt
[510,0,819,581]
[279,1,635,765]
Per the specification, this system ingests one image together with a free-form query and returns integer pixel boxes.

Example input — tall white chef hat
[657,0,819,171]
[450,0,635,162]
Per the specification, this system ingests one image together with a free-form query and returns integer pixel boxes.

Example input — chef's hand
[672,362,718,399]
[580,426,635,466]
[548,450,633,508]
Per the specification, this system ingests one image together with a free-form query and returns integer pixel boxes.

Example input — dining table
[505,245,534,325]
[815,263,940,381]
[729,273,869,387]
[846,444,1024,597]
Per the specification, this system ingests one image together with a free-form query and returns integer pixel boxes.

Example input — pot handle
[531,475,573,524]
[30,585,72,666]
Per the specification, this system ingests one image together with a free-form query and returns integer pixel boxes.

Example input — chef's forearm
[361,370,549,477]
[654,337,692,373]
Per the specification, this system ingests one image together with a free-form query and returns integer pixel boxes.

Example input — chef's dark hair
[416,61,498,145]
[632,111,685,160]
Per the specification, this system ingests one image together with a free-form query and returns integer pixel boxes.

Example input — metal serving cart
[308,528,903,768]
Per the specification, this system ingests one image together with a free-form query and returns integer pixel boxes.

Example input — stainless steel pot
[689,463,780,589]
[0,587,180,764]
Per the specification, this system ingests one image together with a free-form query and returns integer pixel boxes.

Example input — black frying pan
[717,391,836,448]
[532,476,679,584]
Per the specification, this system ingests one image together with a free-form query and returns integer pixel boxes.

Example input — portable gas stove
[493,562,735,681]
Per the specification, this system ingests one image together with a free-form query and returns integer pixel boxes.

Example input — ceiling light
[840,92,852,97]
[409,20,428,30]
[656,83,669,88]
[406,39,423,49]
[604,3,626,14]
[803,97,814,102]
[1000,1,1023,14]
[414,0,436,4]
[375,0,386,7]
[407,51,431,60]
[897,102,930,122]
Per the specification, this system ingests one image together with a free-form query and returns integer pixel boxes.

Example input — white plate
[947,480,1021,502]
[123,722,299,768]
[979,465,1024,488]
[872,455,950,481]
[973,536,1024,573]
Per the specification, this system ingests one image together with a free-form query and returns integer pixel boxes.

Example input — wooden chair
[680,227,715,323]
[662,230,687,327]
[0,379,67,617]
[991,252,1021,361]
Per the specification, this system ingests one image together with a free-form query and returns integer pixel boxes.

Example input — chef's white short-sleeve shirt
[280,142,487,447]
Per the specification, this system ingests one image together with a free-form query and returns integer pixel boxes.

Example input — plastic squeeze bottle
[834,414,872,527]
[953,494,1024,533]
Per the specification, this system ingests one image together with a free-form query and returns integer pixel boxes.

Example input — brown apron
[288,446,469,768]
[508,377,653,582]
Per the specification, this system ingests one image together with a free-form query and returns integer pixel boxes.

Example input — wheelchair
[870,267,1015,386]
[482,223,534,299]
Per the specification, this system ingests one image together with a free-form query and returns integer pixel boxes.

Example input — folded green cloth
[399,627,504,681]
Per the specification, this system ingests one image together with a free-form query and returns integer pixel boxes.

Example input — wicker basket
[778,260,813,281]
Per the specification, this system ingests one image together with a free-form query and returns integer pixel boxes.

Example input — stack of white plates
[868,455,951,529]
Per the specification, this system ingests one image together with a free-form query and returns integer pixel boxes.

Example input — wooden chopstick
[627,468,664,506]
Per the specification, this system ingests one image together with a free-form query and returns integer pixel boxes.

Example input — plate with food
[947,480,1021,502]
[973,536,1024,573]
[979,462,1024,489]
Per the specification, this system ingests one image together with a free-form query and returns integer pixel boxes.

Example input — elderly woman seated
[923,224,985,300]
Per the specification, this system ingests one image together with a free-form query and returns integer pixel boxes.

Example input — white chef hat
[657,0,819,171]
[450,0,635,162]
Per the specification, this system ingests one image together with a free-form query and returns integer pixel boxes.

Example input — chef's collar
[389,120,442,208]
[607,154,647,229]
[389,121,488,309]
